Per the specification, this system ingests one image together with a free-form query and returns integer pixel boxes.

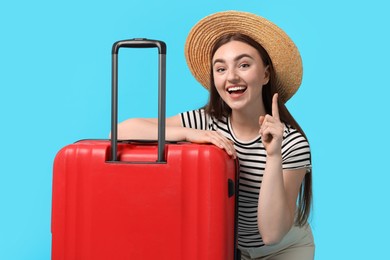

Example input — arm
[116,115,185,141]
[257,94,307,245]
[258,157,306,245]
[115,114,237,158]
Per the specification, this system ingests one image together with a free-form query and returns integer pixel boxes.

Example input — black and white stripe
[180,109,311,249]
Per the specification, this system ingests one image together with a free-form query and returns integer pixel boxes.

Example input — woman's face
[212,40,269,113]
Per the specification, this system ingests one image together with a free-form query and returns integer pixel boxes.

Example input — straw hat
[184,10,303,103]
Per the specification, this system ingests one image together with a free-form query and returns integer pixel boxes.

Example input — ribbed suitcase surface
[52,140,237,260]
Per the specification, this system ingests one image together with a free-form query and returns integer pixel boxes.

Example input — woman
[118,11,314,260]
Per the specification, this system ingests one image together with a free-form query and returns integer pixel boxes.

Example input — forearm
[258,153,294,245]
[116,118,187,141]
[115,118,236,158]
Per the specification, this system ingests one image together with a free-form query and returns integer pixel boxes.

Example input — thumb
[259,115,265,126]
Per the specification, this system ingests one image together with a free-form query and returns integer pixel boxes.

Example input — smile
[227,86,247,94]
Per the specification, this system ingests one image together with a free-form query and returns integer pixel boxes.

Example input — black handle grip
[112,38,167,54]
[110,38,167,163]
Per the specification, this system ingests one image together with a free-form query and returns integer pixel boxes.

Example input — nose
[227,68,240,83]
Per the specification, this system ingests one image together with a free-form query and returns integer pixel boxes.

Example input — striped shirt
[180,109,311,248]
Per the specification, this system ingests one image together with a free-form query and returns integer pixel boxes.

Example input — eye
[215,67,226,73]
[239,63,250,69]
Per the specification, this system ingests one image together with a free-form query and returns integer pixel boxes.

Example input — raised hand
[259,93,284,156]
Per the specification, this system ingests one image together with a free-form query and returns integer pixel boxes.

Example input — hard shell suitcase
[51,39,239,260]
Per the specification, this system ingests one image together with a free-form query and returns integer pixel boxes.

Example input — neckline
[227,117,261,145]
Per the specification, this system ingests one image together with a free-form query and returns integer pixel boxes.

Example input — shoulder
[180,108,207,122]
[282,124,309,147]
[281,124,311,169]
[180,108,217,130]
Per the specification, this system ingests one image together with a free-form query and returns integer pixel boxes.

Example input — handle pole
[110,38,167,163]
[111,52,119,161]
[157,53,166,162]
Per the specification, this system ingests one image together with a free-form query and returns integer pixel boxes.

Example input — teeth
[227,86,246,93]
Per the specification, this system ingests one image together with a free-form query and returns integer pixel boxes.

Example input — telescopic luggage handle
[110,38,167,163]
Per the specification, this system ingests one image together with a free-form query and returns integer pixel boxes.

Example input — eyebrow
[213,53,254,65]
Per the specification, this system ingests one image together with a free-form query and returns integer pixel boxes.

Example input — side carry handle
[110,38,167,163]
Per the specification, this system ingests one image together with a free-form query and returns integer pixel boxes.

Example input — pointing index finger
[272,93,280,120]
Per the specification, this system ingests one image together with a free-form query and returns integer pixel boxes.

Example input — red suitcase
[51,39,239,260]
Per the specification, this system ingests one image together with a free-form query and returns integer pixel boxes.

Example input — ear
[263,65,270,85]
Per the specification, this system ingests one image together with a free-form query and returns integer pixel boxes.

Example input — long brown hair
[205,33,312,226]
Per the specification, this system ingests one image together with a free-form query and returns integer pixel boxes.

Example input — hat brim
[184,11,303,103]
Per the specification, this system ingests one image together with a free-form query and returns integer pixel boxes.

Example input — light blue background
[1,0,389,259]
